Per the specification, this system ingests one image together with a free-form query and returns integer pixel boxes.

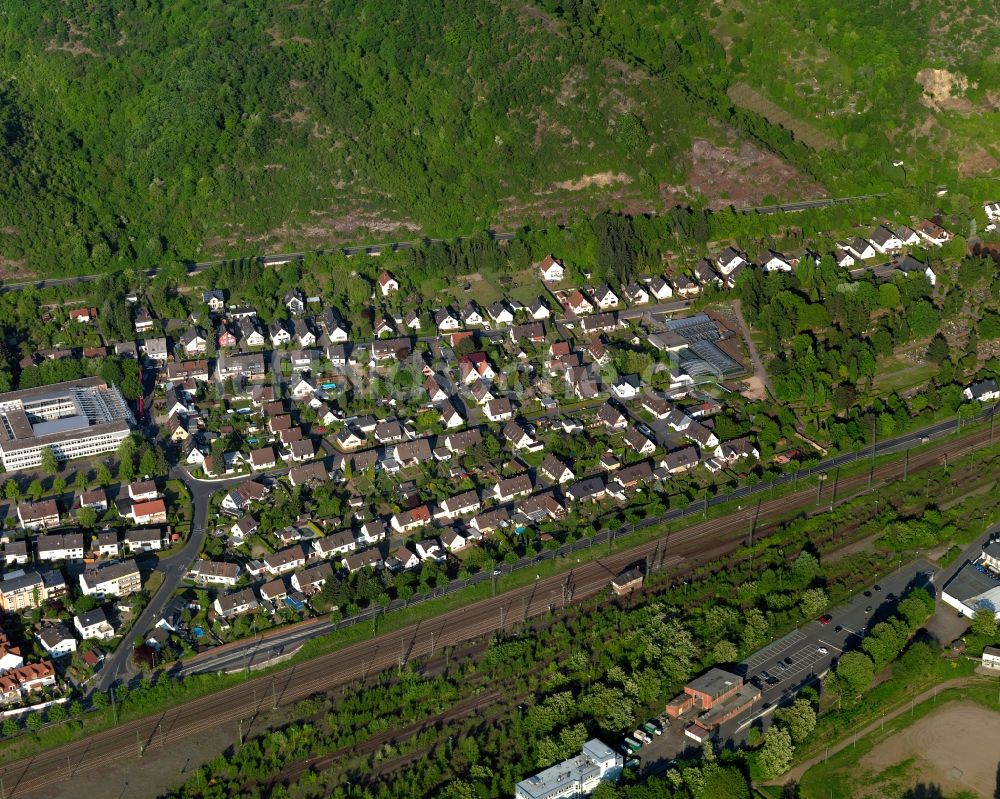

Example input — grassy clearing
[727,82,838,150]
[799,685,999,799]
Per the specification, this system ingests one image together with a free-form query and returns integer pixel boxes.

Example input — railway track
[0,423,992,797]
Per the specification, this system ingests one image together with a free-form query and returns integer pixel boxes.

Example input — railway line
[0,421,993,796]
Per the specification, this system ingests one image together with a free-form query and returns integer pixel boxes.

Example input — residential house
[180,327,207,356]
[694,260,723,287]
[462,302,485,327]
[68,307,98,323]
[758,250,793,273]
[529,299,551,320]
[896,224,921,247]
[75,607,115,640]
[95,531,120,558]
[293,318,316,347]
[869,225,903,254]
[378,271,399,296]
[423,375,449,403]
[393,438,433,468]
[503,420,536,450]
[79,559,141,597]
[566,290,594,316]
[313,531,356,559]
[579,313,618,335]
[17,501,60,530]
[250,447,277,470]
[964,379,1000,403]
[624,427,656,455]
[390,505,432,534]
[291,562,333,595]
[624,283,650,305]
[612,375,641,400]
[684,422,720,449]
[493,474,533,503]
[288,439,315,463]
[342,548,383,573]
[214,587,260,619]
[36,533,85,562]
[847,237,876,260]
[444,429,482,454]
[896,254,936,285]
[434,308,461,332]
[134,307,155,333]
[415,539,445,561]
[648,276,673,301]
[440,529,467,553]
[319,308,349,342]
[484,397,514,422]
[220,481,269,514]
[833,248,855,269]
[128,499,168,526]
[263,545,307,576]
[566,476,606,504]
[540,454,574,484]
[124,527,164,553]
[538,255,565,282]
[437,490,481,520]
[216,326,238,348]
[0,571,47,611]
[217,351,266,380]
[269,320,292,347]
[372,337,411,361]
[188,559,241,587]
[239,317,266,347]
[661,446,700,473]
[3,541,27,566]
[591,285,619,309]
[596,403,628,430]
[389,546,420,570]
[673,274,700,298]
[203,290,226,312]
[510,322,546,343]
[358,520,386,545]
[284,289,305,315]
[915,219,951,246]
[36,623,77,657]
[716,247,748,277]
[260,578,288,603]
[129,480,159,502]
[488,302,514,326]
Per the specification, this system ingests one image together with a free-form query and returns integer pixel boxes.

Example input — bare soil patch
[676,137,828,209]
[550,172,631,192]
[859,702,1000,797]
[916,68,978,112]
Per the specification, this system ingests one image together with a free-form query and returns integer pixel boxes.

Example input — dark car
[783,656,793,666]
[834,625,843,632]
[766,676,780,686]
[864,590,873,597]
[886,592,896,600]
[865,606,873,614]
[874,584,882,592]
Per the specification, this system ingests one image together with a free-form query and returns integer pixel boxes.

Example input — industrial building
[942,541,1000,619]
[0,378,134,471]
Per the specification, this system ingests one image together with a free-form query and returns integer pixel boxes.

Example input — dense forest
[1,1,996,276]
[0,0,702,275]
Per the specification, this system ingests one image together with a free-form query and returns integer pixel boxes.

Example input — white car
[817,647,828,655]
[633,730,651,744]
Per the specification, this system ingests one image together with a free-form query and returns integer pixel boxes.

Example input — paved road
[0,417,994,795]
[94,468,245,692]
[741,193,887,215]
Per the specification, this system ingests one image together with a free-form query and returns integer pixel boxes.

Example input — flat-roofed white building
[0,378,134,471]
[515,739,622,799]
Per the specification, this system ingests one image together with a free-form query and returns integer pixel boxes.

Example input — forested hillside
[0,0,996,276]
[0,0,708,275]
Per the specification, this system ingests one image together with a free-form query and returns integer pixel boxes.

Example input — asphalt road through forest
[0,419,992,797]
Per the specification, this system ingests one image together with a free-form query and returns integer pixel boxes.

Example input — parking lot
[741,560,935,708]
[635,559,937,772]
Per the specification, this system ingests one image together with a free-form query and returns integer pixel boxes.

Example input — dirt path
[731,299,774,399]
[776,676,986,785]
